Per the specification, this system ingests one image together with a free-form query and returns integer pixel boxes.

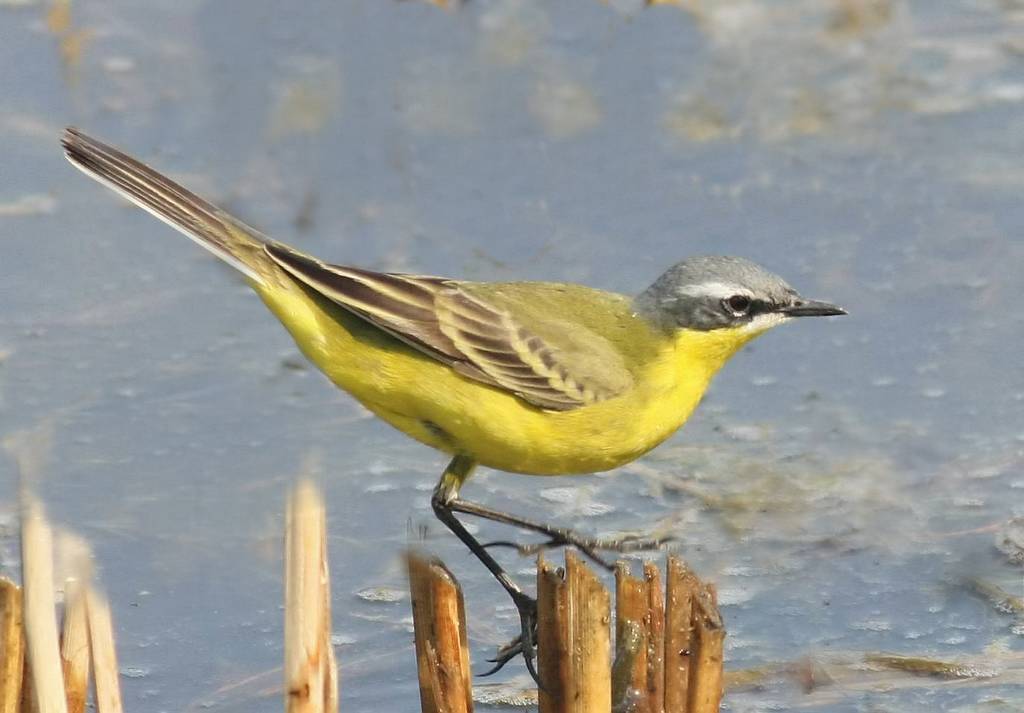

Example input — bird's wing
[264,244,634,411]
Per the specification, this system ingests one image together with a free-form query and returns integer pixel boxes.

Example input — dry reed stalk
[19,658,34,713]
[407,553,435,712]
[406,553,473,713]
[663,556,699,711]
[57,534,92,713]
[324,626,338,713]
[20,498,67,713]
[614,564,650,713]
[686,585,724,713]
[84,586,122,713]
[537,552,611,713]
[0,578,24,713]
[284,480,335,713]
[320,511,337,713]
[536,555,569,713]
[58,580,88,713]
[566,552,611,710]
[611,619,643,713]
[643,562,665,713]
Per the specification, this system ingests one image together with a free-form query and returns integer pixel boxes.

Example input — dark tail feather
[61,127,273,283]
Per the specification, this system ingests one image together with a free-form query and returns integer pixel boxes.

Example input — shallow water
[1,0,1022,711]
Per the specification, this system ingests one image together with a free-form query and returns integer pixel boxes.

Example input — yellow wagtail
[62,128,845,676]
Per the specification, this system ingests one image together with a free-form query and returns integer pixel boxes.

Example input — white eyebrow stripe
[676,281,750,300]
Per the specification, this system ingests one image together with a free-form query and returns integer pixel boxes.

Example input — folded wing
[264,244,633,411]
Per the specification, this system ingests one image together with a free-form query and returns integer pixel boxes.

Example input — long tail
[61,127,277,285]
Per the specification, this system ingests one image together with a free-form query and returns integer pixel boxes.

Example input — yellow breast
[257,279,756,476]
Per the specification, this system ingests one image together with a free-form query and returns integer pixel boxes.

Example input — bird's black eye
[724,294,751,316]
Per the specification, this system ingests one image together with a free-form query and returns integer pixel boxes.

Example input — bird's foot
[485,531,673,572]
[479,592,540,685]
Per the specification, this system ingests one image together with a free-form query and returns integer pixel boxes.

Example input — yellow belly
[258,281,720,475]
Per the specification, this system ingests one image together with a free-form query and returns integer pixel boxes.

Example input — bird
[61,127,846,679]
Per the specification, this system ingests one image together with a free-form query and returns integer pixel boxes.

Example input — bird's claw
[601,533,677,552]
[478,594,540,686]
[479,636,524,676]
[481,532,673,572]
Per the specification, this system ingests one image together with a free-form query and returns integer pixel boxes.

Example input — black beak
[778,298,847,317]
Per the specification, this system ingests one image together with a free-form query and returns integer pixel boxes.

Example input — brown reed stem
[284,480,334,713]
[84,586,122,713]
[20,498,67,713]
[537,552,610,713]
[320,512,337,713]
[0,579,24,713]
[644,562,665,713]
[537,555,569,713]
[614,563,650,713]
[686,585,724,713]
[663,555,699,712]
[406,552,473,713]
[58,574,89,713]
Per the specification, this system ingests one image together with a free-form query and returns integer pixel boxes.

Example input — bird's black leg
[445,497,671,571]
[431,456,540,683]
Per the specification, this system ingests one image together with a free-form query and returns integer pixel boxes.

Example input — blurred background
[1,0,1022,710]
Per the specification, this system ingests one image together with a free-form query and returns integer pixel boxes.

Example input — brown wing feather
[434,290,605,409]
[264,243,467,361]
[264,243,628,410]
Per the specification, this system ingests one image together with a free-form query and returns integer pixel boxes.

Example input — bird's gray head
[634,256,845,333]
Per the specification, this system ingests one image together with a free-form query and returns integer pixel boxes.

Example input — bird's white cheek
[741,313,791,335]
